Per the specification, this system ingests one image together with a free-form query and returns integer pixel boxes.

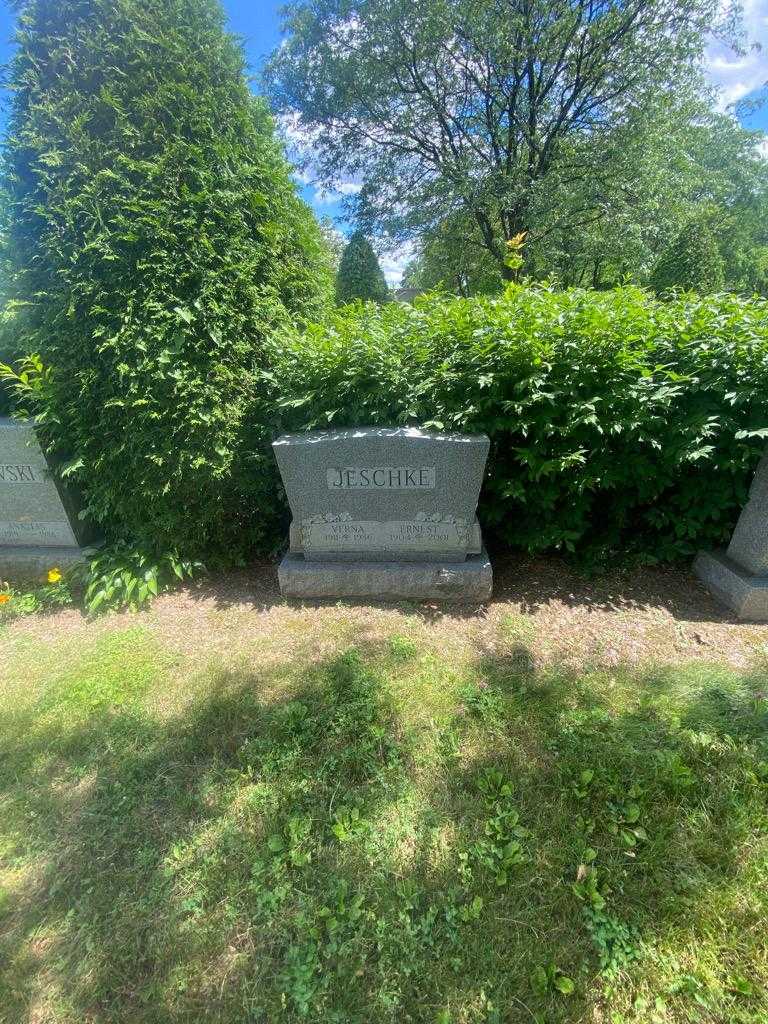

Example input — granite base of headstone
[272,427,493,603]
[694,449,768,620]
[0,417,99,577]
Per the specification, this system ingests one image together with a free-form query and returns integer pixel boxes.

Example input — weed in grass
[469,768,528,886]
[457,678,505,722]
[531,961,576,998]
[389,634,419,660]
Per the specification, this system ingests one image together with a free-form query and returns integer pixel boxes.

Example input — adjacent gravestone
[694,450,768,619]
[273,427,492,601]
[0,417,97,576]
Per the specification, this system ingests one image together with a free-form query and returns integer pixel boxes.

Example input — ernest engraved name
[327,466,435,490]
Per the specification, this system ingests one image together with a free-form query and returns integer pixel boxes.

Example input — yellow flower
[47,568,63,584]
[0,593,10,604]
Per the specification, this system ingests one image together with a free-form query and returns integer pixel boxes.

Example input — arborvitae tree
[0,162,15,416]
[650,219,726,294]
[2,0,334,557]
[336,231,389,303]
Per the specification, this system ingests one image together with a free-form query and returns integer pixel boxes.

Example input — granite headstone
[0,417,97,576]
[694,448,768,619]
[273,427,492,601]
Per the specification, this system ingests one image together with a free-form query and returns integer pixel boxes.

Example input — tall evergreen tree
[650,218,726,294]
[2,0,334,557]
[336,231,389,303]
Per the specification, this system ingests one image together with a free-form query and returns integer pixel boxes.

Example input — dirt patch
[2,555,766,674]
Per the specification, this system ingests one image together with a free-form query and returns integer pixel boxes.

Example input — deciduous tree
[649,218,725,294]
[266,0,743,280]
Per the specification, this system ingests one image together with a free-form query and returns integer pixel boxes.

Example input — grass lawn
[1,558,767,1023]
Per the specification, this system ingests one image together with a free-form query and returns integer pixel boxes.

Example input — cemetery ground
[1,557,767,1024]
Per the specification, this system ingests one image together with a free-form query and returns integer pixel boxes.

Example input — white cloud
[333,182,363,196]
[704,0,768,107]
[379,241,415,288]
[279,110,320,148]
[311,181,363,205]
[280,111,365,208]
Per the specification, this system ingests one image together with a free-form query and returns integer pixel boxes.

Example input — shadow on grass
[489,551,743,624]
[1,640,767,1023]
[170,549,742,630]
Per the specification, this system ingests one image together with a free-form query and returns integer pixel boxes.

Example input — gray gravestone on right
[694,450,768,619]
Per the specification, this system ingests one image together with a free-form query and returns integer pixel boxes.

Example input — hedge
[267,285,768,564]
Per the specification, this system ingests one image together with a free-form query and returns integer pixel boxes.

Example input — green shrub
[0,161,20,418]
[1,0,333,560]
[82,544,202,614]
[268,285,768,564]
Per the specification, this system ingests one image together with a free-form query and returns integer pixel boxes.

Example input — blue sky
[0,0,766,283]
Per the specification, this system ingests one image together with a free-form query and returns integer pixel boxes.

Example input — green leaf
[174,305,194,324]
[735,428,768,439]
[87,588,107,613]
[728,975,754,997]
[553,975,575,996]
[530,966,549,996]
[60,458,84,478]
[623,802,641,824]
